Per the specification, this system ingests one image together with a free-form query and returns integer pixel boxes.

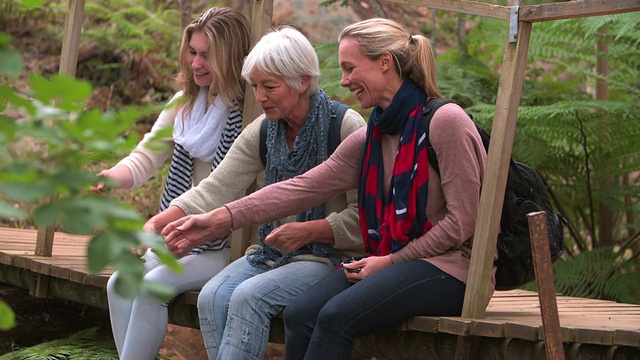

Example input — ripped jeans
[197,256,333,360]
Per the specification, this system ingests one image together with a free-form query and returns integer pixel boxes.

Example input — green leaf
[143,280,176,303]
[33,204,59,226]
[0,300,15,330]
[29,74,54,104]
[0,201,26,219]
[87,232,113,273]
[0,180,55,202]
[152,248,182,274]
[113,273,142,299]
[18,0,48,8]
[50,75,93,110]
[0,44,24,77]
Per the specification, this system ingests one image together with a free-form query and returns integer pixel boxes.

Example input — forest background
[0,0,639,359]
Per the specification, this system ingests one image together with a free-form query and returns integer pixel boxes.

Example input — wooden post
[35,0,85,257]
[59,0,85,78]
[229,0,273,261]
[461,17,532,321]
[528,211,565,360]
[454,15,532,360]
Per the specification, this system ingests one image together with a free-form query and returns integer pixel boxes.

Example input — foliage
[0,2,184,316]
[0,327,118,360]
[523,246,640,304]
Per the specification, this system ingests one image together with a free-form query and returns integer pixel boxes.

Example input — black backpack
[259,100,350,166]
[423,98,566,290]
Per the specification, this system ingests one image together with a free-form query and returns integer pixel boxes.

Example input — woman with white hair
[146,25,366,360]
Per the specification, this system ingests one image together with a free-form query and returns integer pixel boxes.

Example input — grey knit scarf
[247,89,341,269]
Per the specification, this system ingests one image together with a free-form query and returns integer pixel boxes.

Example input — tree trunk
[456,15,468,58]
[596,27,614,248]
[179,0,192,31]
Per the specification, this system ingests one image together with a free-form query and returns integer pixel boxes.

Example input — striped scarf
[358,80,432,256]
[160,100,243,254]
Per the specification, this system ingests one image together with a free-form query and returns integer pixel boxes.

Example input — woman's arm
[103,94,181,189]
[162,127,367,256]
[227,127,366,229]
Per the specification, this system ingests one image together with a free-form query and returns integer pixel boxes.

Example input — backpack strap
[259,117,269,166]
[329,100,348,154]
[422,98,454,177]
[259,100,349,166]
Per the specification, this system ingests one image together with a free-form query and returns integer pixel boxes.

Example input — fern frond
[0,328,118,360]
[542,246,640,304]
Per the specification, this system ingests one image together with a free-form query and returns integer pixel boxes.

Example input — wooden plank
[469,319,506,338]
[503,322,540,341]
[405,316,440,333]
[519,0,640,23]
[388,0,510,21]
[439,317,472,336]
[615,329,640,347]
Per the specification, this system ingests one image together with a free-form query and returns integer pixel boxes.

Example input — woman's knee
[228,279,268,308]
[197,275,232,313]
[315,299,349,330]
[106,272,119,297]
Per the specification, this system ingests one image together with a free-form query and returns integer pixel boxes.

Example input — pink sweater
[226,103,487,284]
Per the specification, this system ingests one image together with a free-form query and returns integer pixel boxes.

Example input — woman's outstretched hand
[161,207,233,257]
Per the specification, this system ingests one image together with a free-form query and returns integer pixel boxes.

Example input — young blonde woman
[100,8,250,360]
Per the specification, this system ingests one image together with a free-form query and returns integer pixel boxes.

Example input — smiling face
[339,37,390,110]
[186,31,213,87]
[249,68,310,124]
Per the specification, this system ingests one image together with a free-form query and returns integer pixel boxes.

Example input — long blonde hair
[175,7,251,109]
[339,18,441,98]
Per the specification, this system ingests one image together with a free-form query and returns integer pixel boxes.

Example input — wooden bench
[4,0,639,359]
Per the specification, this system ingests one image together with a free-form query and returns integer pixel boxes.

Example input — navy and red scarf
[357,80,433,256]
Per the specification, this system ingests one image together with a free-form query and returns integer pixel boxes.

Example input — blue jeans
[283,260,466,360]
[197,256,333,360]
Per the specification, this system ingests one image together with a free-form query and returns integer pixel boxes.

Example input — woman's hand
[143,206,186,233]
[343,255,393,283]
[161,207,232,257]
[95,165,134,190]
[264,220,332,253]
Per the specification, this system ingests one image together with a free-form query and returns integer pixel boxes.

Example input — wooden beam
[519,0,640,23]
[390,0,510,21]
[36,0,86,256]
[461,20,533,319]
[230,0,274,261]
[59,0,85,77]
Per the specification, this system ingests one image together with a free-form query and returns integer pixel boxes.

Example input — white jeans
[106,248,229,360]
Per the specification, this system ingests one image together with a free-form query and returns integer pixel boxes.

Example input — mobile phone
[340,255,365,266]
[341,256,365,273]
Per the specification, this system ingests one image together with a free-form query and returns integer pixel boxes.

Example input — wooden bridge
[2,0,640,359]
[1,227,639,359]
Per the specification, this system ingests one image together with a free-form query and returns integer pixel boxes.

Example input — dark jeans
[283,260,466,360]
